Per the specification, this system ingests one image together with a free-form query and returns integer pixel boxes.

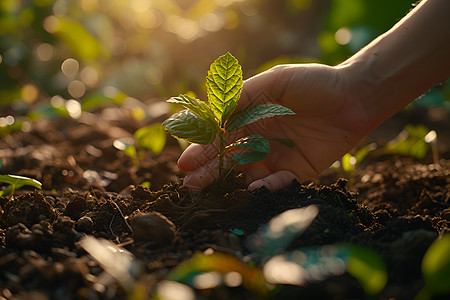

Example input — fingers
[182,156,235,191]
[177,144,217,172]
[182,165,216,192]
[247,170,297,192]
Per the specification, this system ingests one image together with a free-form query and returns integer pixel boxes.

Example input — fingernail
[248,181,266,191]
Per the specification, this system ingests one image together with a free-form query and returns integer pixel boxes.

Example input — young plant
[0,174,42,197]
[163,52,295,178]
[113,123,166,166]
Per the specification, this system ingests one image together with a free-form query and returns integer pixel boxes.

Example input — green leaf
[227,135,270,153]
[163,110,216,145]
[345,245,387,296]
[134,123,167,156]
[229,151,267,165]
[262,243,387,296]
[167,94,217,128]
[166,252,268,295]
[206,52,243,126]
[384,124,430,159]
[140,181,151,188]
[226,104,295,132]
[52,16,105,60]
[0,174,42,196]
[422,234,450,294]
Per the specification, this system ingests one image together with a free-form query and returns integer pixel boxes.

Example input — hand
[178,0,450,192]
[178,63,371,192]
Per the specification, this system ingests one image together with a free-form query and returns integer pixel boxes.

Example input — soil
[0,104,449,299]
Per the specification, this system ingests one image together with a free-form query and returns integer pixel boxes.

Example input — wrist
[336,0,450,134]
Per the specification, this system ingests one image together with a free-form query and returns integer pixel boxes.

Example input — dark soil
[0,104,449,299]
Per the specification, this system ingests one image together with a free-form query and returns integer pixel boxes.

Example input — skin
[178,0,450,192]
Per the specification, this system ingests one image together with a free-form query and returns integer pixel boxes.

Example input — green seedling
[331,143,377,185]
[416,233,450,300]
[163,52,295,178]
[0,174,42,197]
[113,123,166,166]
[384,124,437,161]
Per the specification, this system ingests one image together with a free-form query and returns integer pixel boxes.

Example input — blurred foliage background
[0,0,448,129]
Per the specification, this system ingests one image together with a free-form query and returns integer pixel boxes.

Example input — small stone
[76,216,94,233]
[130,212,176,247]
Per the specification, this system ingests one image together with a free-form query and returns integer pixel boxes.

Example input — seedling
[113,123,166,165]
[0,174,42,197]
[417,233,450,299]
[163,52,295,178]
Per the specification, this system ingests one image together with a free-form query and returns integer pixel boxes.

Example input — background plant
[2,0,446,131]
[0,174,42,197]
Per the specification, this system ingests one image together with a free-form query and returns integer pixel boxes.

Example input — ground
[0,103,449,299]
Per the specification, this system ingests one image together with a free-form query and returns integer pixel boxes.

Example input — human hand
[178,63,371,192]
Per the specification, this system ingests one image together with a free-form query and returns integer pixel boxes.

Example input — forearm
[338,0,450,132]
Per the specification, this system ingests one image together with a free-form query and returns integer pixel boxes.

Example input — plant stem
[218,131,225,178]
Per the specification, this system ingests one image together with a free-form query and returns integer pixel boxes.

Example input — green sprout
[163,52,295,178]
[0,174,42,197]
[113,123,167,165]
[417,234,450,300]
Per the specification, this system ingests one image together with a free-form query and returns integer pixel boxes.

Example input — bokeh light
[224,271,242,287]
[0,115,15,127]
[263,255,306,285]
[157,281,195,300]
[35,43,54,61]
[21,84,39,103]
[80,66,100,87]
[1,0,442,125]
[68,80,86,98]
[193,271,222,289]
[43,15,59,33]
[335,27,352,45]
[66,99,82,118]
[61,58,79,78]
